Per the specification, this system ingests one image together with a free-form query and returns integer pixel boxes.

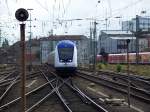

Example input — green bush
[116,64,122,72]
[97,63,105,69]
[102,61,108,66]
[0,64,7,69]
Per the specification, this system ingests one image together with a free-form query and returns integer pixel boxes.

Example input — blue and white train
[47,40,77,72]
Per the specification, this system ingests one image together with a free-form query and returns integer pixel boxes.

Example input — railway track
[77,70,150,104]
[0,70,20,104]
[40,67,108,112]
[79,67,150,81]
[1,64,147,112]
[0,65,108,112]
[0,70,47,111]
[79,68,150,91]
[0,70,18,83]
[0,64,16,72]
[98,71,150,91]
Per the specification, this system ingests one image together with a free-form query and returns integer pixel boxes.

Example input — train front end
[54,40,77,72]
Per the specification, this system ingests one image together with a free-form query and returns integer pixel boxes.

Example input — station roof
[39,35,87,41]
[102,30,133,35]
[101,30,134,37]
[110,37,136,40]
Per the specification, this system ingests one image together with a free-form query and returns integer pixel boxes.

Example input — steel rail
[62,78,108,112]
[0,67,16,75]
[0,75,19,102]
[26,77,68,112]
[0,70,17,82]
[78,71,150,96]
[0,82,11,87]
[45,68,108,112]
[98,71,150,86]
[44,66,108,112]
[0,78,14,86]
[77,72,150,104]
[25,89,55,112]
[0,71,40,88]
[39,69,73,112]
[0,81,52,110]
[0,71,41,103]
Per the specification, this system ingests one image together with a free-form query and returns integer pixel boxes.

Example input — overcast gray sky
[0,0,150,44]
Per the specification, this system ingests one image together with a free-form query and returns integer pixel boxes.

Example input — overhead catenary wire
[51,0,72,34]
[4,0,11,17]
[52,0,57,28]
[1,0,148,39]
[112,0,143,14]
[107,0,144,19]
[58,1,60,18]
[61,0,65,18]
[34,0,49,12]
[106,0,112,16]
[95,0,144,21]
[63,0,71,18]
[93,0,144,31]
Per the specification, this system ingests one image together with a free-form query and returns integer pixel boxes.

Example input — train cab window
[58,47,74,62]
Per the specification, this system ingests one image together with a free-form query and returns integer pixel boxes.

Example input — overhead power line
[95,0,144,23]
[111,0,144,16]
[4,0,11,16]
[61,0,65,17]
[62,0,71,18]
[106,0,112,16]
[34,0,49,12]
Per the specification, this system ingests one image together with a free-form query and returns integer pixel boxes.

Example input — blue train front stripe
[57,40,75,48]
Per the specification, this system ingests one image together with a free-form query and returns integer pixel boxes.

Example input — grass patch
[97,63,150,77]
[0,64,7,69]
[116,64,122,72]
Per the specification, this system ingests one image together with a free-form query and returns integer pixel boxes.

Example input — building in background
[76,37,91,66]
[1,35,91,66]
[122,16,150,51]
[2,39,41,65]
[26,39,40,65]
[40,40,57,64]
[98,30,136,54]
[122,16,150,32]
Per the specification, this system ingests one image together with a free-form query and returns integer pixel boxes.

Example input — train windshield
[58,47,74,62]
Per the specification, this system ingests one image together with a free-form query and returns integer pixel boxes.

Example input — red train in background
[97,52,150,64]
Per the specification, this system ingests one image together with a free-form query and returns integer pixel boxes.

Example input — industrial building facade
[122,16,150,52]
[98,30,136,54]
[122,16,150,32]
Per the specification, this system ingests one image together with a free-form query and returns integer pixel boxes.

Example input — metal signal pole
[0,28,1,47]
[93,21,97,71]
[27,8,33,71]
[90,22,93,68]
[20,23,26,112]
[135,15,140,64]
[15,8,29,112]
[126,39,131,107]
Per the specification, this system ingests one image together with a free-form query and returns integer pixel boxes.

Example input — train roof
[57,40,75,48]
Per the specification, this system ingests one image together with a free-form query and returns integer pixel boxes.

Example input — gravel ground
[73,76,147,112]
[33,94,65,112]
